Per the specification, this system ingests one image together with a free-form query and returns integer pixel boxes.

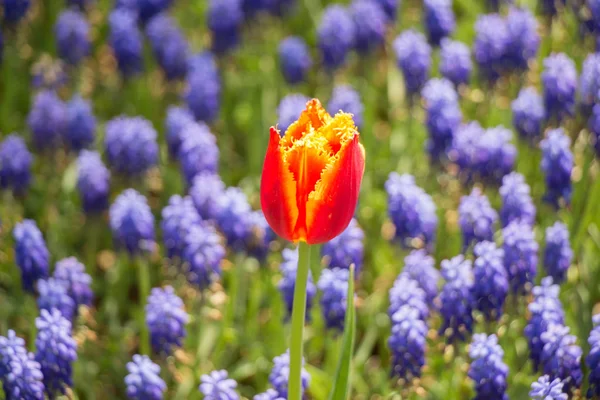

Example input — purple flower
[503,220,538,295]
[0,350,44,400]
[468,334,509,400]
[278,36,312,85]
[440,38,472,86]
[253,389,284,400]
[350,0,386,53]
[189,173,226,221]
[137,0,173,23]
[182,222,225,288]
[474,13,509,82]
[540,128,573,208]
[76,150,110,214]
[327,84,364,128]
[422,78,462,159]
[317,268,349,331]
[0,330,27,378]
[540,324,583,393]
[0,134,32,194]
[401,250,439,306]
[588,104,600,156]
[109,189,155,254]
[161,195,202,260]
[178,122,219,185]
[580,53,600,109]
[146,286,189,355]
[321,218,364,274]
[472,241,508,321]
[393,30,432,95]
[14,219,49,293]
[278,248,317,320]
[125,354,166,400]
[165,106,195,158]
[543,222,572,284]
[277,94,310,135]
[439,255,474,342]
[199,370,239,400]
[215,187,253,251]
[269,350,310,398]
[530,375,567,400]
[458,188,498,251]
[388,305,427,381]
[373,0,398,22]
[54,10,90,66]
[317,5,355,70]
[2,0,30,23]
[104,116,159,177]
[27,90,67,150]
[35,309,77,397]
[208,0,243,54]
[37,278,76,321]
[505,7,540,71]
[146,14,189,81]
[53,257,93,308]
[65,95,96,151]
[389,274,429,321]
[587,314,600,398]
[512,87,545,141]
[385,173,437,249]
[109,9,144,78]
[500,172,535,227]
[184,52,221,123]
[542,53,577,122]
[423,0,455,46]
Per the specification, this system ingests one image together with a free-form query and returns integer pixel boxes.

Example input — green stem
[288,241,312,400]
[194,292,205,362]
[137,257,151,355]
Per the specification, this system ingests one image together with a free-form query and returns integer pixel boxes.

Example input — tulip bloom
[261,99,365,244]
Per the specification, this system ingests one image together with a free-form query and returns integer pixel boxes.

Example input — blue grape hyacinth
[278,248,317,320]
[146,286,189,355]
[588,104,600,156]
[53,257,93,309]
[199,370,239,400]
[474,13,508,82]
[439,255,474,342]
[542,53,577,122]
[35,309,77,397]
[65,95,96,151]
[277,94,310,135]
[14,219,49,293]
[350,0,386,54]
[317,5,355,71]
[105,116,159,177]
[440,38,472,87]
[505,6,539,71]
[540,128,573,208]
[0,330,27,377]
[109,9,144,78]
[278,36,312,85]
[109,189,155,254]
[500,172,536,227]
[543,222,572,284]
[27,89,67,150]
[165,106,195,158]
[580,53,600,109]
[269,350,310,398]
[215,187,253,251]
[512,87,545,142]
[321,218,364,274]
[54,10,90,66]
[393,30,432,96]
[185,52,221,123]
[178,123,219,185]
[472,241,508,321]
[587,314,600,398]
[37,278,76,321]
[422,78,462,159]
[3,0,30,23]
[146,14,189,81]
[389,274,429,321]
[0,134,32,194]
[374,0,398,22]
[125,354,166,400]
[530,375,567,400]
[137,0,174,22]
[385,172,438,249]
[388,304,427,382]
[76,150,110,214]
[458,188,498,251]
[208,0,244,54]
[327,84,364,129]
[468,334,509,400]
[161,195,202,260]
[503,220,538,295]
[189,173,226,221]
[182,222,226,288]
[317,268,349,331]
[401,250,440,307]
[423,0,455,46]
[540,324,583,393]
[0,348,45,400]
[253,389,284,400]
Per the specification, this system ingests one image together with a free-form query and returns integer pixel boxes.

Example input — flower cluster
[0,330,44,400]
[543,222,573,284]
[268,351,310,398]
[125,354,166,400]
[512,87,545,142]
[458,188,498,251]
[468,334,509,400]
[503,220,538,295]
[146,286,189,355]
[161,195,202,260]
[14,219,49,293]
[587,314,600,398]
[317,268,350,331]
[393,30,432,95]
[109,189,156,254]
[321,218,364,274]
[53,257,93,309]
[472,241,508,321]
[540,128,573,208]
[278,248,317,320]
[199,370,239,400]
[185,52,221,123]
[499,172,535,227]
[439,255,474,342]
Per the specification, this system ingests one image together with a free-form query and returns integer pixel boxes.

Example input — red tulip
[261,99,365,244]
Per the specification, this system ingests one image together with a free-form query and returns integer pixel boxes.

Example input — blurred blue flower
[66,95,96,151]
[269,350,310,398]
[440,39,472,86]
[401,250,439,307]
[137,0,173,23]
[317,5,355,71]
[505,7,539,71]
[189,173,226,221]
[54,10,90,66]
[278,36,312,85]
[208,0,244,54]
[512,87,545,141]
[146,14,189,81]
[474,13,508,82]
[373,0,398,22]
[146,286,189,355]
[161,195,202,260]
[459,188,498,251]
[27,89,67,150]
[321,218,364,274]
[500,172,535,227]
[350,0,386,54]
[389,274,429,321]
[125,354,166,400]
[388,304,427,381]
[199,370,239,400]
[530,375,567,400]
[278,248,317,320]
[540,324,583,393]
[472,241,508,321]
[327,84,364,129]
[0,350,44,400]
[422,78,462,159]
[580,53,600,109]
[0,134,32,194]
[178,122,219,185]
[543,222,572,284]
[393,30,432,95]
[590,0,600,32]
[214,187,253,251]
[182,222,225,288]
[105,116,159,176]
[468,334,508,400]
[14,219,49,293]
[109,9,144,78]
[540,128,573,208]
[53,257,93,308]
[588,104,600,156]
[253,389,284,400]
[35,309,77,397]
[165,106,195,158]
[0,330,27,378]
[439,255,474,342]
[423,0,455,46]
[185,53,221,123]
[2,0,30,23]
[317,268,349,331]
[76,150,110,214]
[587,314,600,398]
[277,94,310,135]
[109,189,155,254]
[385,173,437,249]
[542,53,577,122]
[503,220,538,295]
[37,278,76,322]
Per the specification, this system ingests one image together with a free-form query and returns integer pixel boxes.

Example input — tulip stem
[289,241,312,400]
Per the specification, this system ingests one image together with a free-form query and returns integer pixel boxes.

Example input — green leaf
[328,265,356,400]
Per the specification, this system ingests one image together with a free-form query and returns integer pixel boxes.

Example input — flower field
[1,0,600,399]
